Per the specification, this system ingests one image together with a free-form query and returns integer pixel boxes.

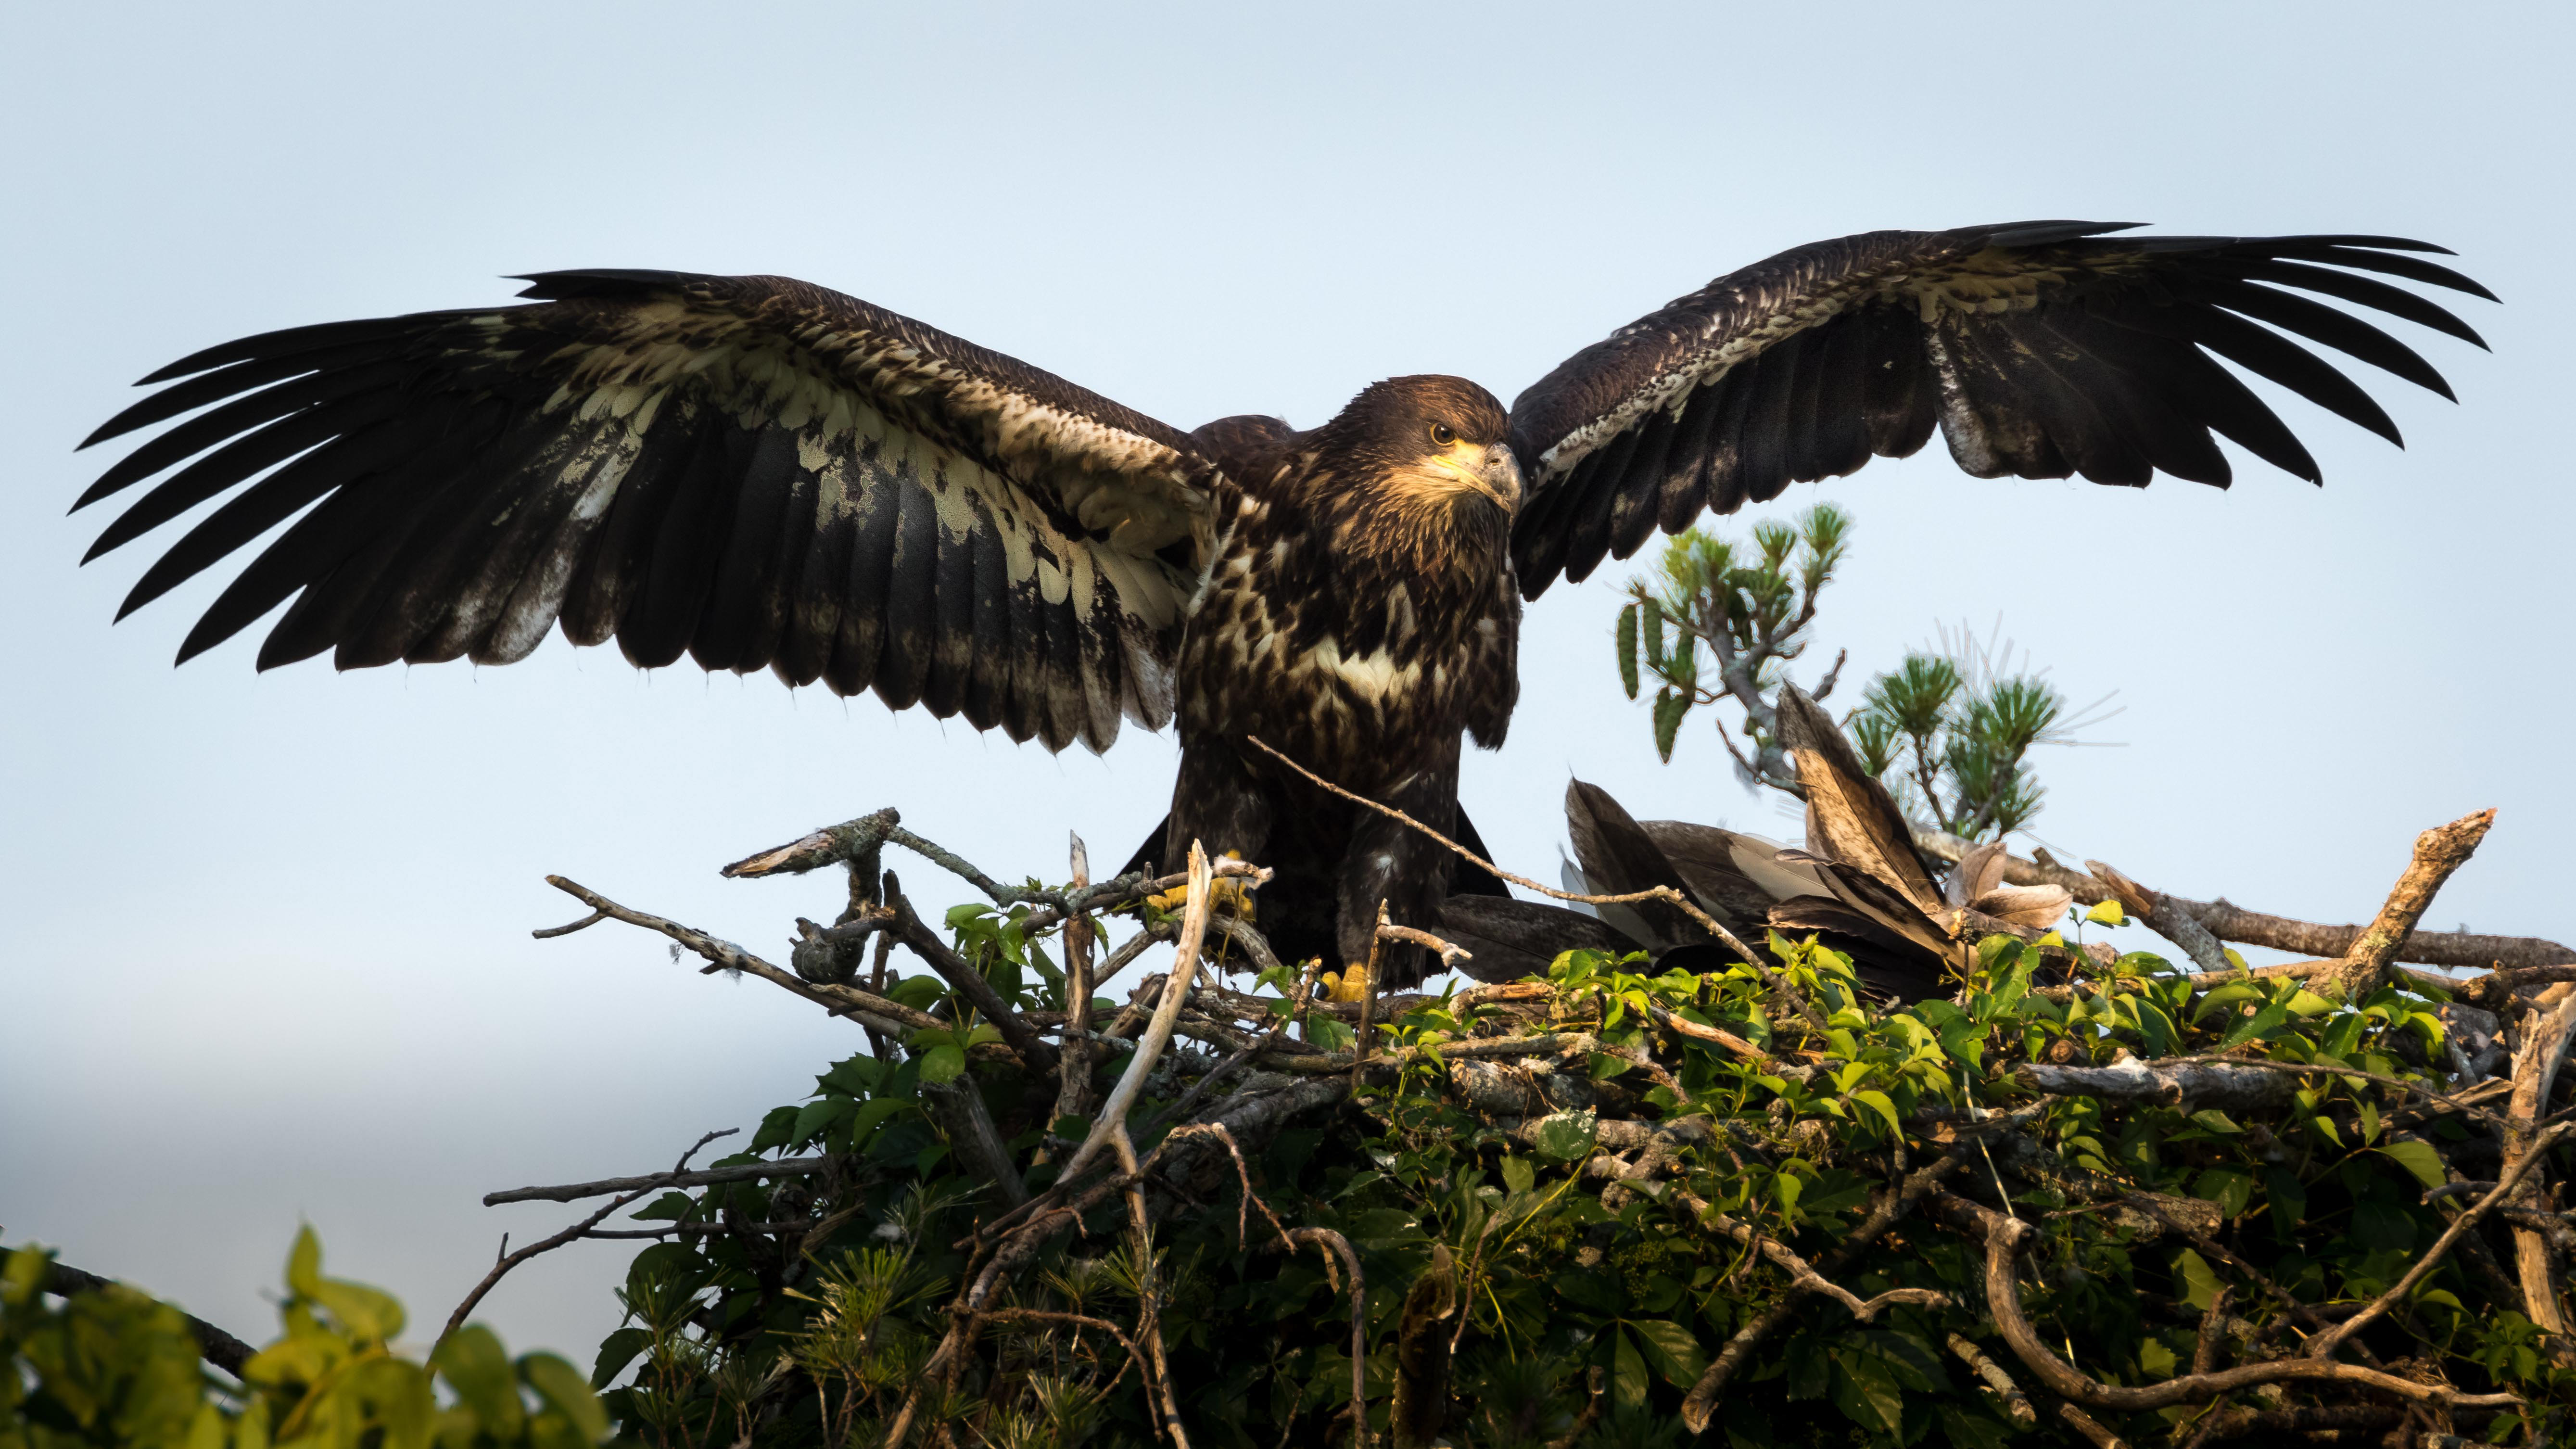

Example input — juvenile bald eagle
[72,221,2491,988]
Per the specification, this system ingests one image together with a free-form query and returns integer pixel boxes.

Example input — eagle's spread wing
[75,269,1223,752]
[1505,221,2495,596]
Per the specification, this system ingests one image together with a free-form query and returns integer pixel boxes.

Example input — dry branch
[35,1261,257,1378]
[1916,826,2576,973]
[2507,985,2576,1337]
[483,1154,831,1206]
[2015,1056,2293,1114]
[441,1129,734,1345]
[1936,1191,2523,1412]
[2335,808,2495,999]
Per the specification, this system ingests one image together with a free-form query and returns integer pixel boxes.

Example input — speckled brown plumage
[72,224,2490,984]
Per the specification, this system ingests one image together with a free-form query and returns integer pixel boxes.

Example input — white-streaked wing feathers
[75,270,1219,752]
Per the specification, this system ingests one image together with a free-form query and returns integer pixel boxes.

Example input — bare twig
[538,877,938,1042]
[1947,1332,2037,1426]
[973,1308,1156,1395]
[483,1154,829,1206]
[2085,859,2227,974]
[880,872,1058,1076]
[1677,1109,2043,1432]
[1355,901,1387,1093]
[2054,1401,2128,1448]
[1376,921,1472,970]
[1048,832,1097,1149]
[1054,845,1218,1190]
[1935,1190,2522,1411]
[443,1129,734,1344]
[1267,1227,1368,1444]
[2305,1121,2572,1359]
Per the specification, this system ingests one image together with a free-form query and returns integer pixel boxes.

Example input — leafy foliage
[1615,509,2106,840]
[2,1229,613,1449]
[1613,506,1850,780]
[564,901,2574,1447]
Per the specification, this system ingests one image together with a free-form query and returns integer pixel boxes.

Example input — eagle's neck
[1267,447,1510,657]
[1172,447,1518,782]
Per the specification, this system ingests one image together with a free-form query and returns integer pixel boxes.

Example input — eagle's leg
[1323,746,1460,1000]
[1155,742,1275,918]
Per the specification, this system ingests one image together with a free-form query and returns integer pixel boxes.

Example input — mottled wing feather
[1507,222,2495,597]
[76,270,1218,751]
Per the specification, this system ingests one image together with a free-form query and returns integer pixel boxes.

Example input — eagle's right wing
[75,269,1223,752]
[1506,222,2495,597]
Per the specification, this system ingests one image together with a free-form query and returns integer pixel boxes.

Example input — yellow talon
[1145,850,1256,919]
[1322,963,1370,1003]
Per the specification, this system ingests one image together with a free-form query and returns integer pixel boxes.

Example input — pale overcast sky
[5,0,2569,1363]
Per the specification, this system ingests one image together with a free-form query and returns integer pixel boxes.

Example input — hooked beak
[1432,443,1523,515]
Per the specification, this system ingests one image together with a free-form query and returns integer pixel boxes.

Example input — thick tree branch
[1915,826,2574,974]
[2336,809,2494,999]
[35,1261,257,1378]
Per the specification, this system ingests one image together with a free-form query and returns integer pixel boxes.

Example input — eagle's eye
[1428,422,1458,449]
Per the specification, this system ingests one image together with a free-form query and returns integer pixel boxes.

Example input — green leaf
[2352,1200,2416,1254]
[2173,1248,2221,1311]
[748,1105,800,1154]
[817,1055,883,1097]
[433,1324,526,1434]
[630,1191,694,1222]
[2084,898,2126,926]
[285,1224,323,1297]
[520,1350,611,1443]
[311,1274,406,1344]
[1588,1052,1634,1080]
[1612,1323,1652,1406]
[2377,1139,2448,1191]
[1532,1110,1598,1161]
[1829,1350,1905,1435]
[584,1325,651,1392]
[845,1096,913,1153]
[790,1094,857,1147]
[919,1044,967,1084]
[2265,1167,2308,1232]
[1931,1402,2017,1449]
[2221,1002,2290,1048]
[887,975,946,1011]
[1628,1319,1707,1386]
[1653,688,1689,763]
[1616,602,1640,699]
[349,1355,435,1449]
[1849,1090,1902,1139]
[2191,1169,2255,1219]
[1641,596,1665,670]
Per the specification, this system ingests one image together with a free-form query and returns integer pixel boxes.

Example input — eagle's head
[1327,375,1522,519]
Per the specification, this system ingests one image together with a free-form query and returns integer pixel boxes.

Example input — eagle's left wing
[1505,222,2495,597]
[73,270,1223,752]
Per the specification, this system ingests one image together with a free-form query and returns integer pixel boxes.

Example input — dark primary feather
[1507,222,2494,597]
[76,270,1219,753]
